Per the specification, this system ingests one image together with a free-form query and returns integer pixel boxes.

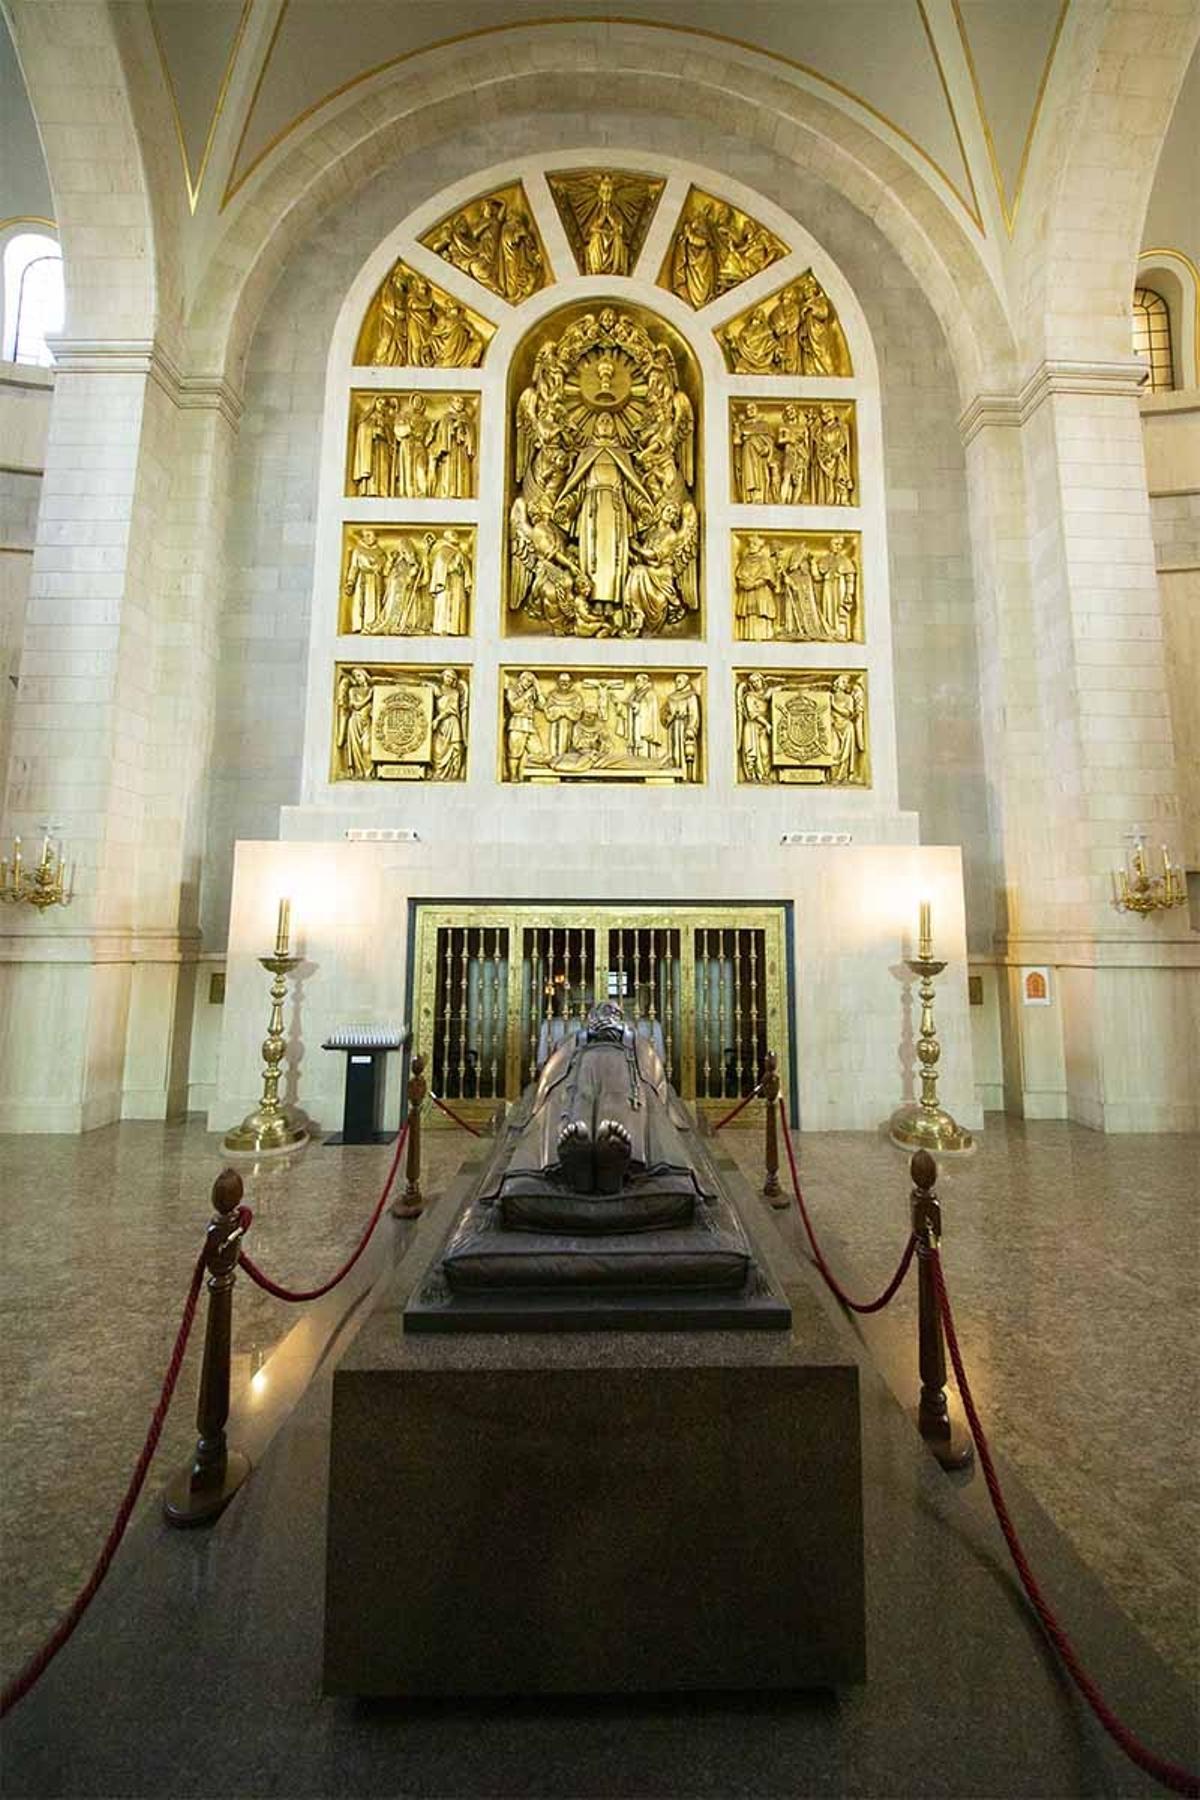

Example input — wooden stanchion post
[762,1051,786,1207]
[392,1053,426,1219]
[910,1150,973,1471]
[163,1169,252,1526]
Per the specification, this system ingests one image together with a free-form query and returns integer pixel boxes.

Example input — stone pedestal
[323,1184,865,1697]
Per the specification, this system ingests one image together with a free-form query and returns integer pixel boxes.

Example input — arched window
[1132,285,1174,392]
[2,232,64,365]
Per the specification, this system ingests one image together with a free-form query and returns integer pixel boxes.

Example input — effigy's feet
[594,1118,632,1195]
[557,1117,593,1192]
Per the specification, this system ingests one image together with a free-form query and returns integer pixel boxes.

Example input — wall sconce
[0,832,74,911]
[1113,834,1186,917]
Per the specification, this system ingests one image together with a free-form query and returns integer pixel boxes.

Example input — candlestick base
[223,1103,309,1156]
[889,1101,974,1156]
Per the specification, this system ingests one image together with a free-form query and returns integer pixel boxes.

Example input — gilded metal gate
[411,903,790,1122]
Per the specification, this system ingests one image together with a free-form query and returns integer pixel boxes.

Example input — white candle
[275,896,291,955]
[918,899,932,959]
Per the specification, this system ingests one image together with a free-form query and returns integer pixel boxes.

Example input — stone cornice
[990,930,1200,971]
[959,359,1148,446]
[0,925,204,965]
[45,337,244,428]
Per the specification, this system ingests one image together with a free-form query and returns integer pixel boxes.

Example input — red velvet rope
[0,1244,207,1719]
[932,1251,1198,1797]
[237,1118,409,1304]
[709,1084,763,1133]
[779,1097,917,1313]
[430,1093,484,1137]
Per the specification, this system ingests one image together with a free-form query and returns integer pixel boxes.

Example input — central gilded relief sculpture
[506,301,702,640]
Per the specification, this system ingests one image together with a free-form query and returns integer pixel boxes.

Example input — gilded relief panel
[420,182,549,304]
[340,525,474,637]
[729,399,856,506]
[506,300,702,640]
[346,391,479,499]
[501,666,704,785]
[332,663,469,782]
[735,670,869,786]
[716,272,852,376]
[658,185,788,310]
[732,530,862,643]
[547,170,665,277]
[354,261,494,367]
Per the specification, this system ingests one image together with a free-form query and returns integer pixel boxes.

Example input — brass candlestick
[223,951,309,1155]
[890,946,973,1155]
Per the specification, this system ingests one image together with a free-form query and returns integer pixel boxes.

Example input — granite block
[324,1358,864,1697]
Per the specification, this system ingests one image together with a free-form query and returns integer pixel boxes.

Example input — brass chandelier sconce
[0,831,74,911]
[1113,834,1186,917]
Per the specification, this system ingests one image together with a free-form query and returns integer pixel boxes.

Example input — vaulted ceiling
[138,0,1070,234]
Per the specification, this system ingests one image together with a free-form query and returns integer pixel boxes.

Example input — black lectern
[322,1026,407,1145]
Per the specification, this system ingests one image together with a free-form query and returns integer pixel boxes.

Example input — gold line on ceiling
[951,0,1069,236]
[148,0,253,212]
[916,0,982,231]
[0,216,56,233]
[220,7,984,231]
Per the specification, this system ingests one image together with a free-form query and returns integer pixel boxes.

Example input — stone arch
[187,23,1017,402]
[2,0,172,344]
[1011,0,1200,367]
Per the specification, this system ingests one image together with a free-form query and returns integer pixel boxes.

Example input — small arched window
[1132,285,1174,392]
[2,232,64,365]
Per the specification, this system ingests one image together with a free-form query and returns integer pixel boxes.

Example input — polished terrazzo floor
[1,1113,1197,1700]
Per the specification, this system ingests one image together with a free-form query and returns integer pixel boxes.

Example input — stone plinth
[324,1184,864,1697]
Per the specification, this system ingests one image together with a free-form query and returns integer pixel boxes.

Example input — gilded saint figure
[661,187,787,309]
[731,529,861,643]
[431,669,467,780]
[344,529,387,633]
[355,262,492,368]
[336,667,375,778]
[737,672,773,783]
[421,184,547,304]
[660,673,701,781]
[342,525,474,637]
[717,272,852,377]
[333,663,470,782]
[732,403,776,505]
[548,170,665,277]
[733,669,869,786]
[733,533,780,641]
[500,665,704,783]
[507,303,702,638]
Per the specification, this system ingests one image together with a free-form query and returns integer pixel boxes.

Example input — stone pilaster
[960,363,1200,1130]
[0,341,241,1129]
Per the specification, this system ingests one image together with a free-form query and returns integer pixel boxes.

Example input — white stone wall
[213,837,980,1138]
[201,112,991,948]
